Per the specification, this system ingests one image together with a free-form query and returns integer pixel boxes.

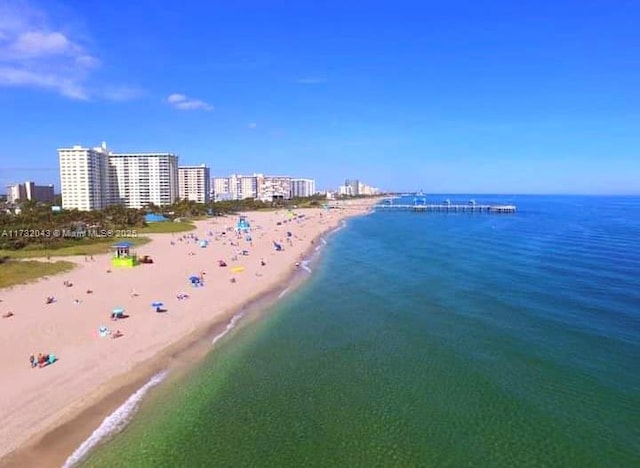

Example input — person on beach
[29,354,35,368]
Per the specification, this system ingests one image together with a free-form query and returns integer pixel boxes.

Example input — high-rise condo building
[109,152,179,208]
[345,179,360,196]
[212,174,260,201]
[6,181,55,203]
[212,174,295,202]
[259,176,292,202]
[58,142,111,211]
[58,142,179,210]
[179,165,210,203]
[290,178,317,198]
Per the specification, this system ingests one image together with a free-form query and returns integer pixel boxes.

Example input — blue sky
[0,0,638,194]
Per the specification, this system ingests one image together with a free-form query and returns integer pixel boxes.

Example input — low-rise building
[7,181,55,203]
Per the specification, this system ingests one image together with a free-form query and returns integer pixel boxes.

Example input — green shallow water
[82,196,640,467]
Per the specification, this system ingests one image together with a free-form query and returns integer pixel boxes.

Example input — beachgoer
[39,354,49,367]
[29,354,35,368]
[2,311,14,318]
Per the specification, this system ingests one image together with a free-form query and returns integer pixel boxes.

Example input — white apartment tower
[259,176,292,202]
[212,174,260,201]
[109,152,179,208]
[179,165,210,203]
[58,142,111,211]
[58,142,179,210]
[290,178,316,198]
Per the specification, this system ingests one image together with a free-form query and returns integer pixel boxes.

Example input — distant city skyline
[0,1,639,195]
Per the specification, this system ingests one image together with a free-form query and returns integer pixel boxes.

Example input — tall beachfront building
[179,164,210,203]
[109,152,179,208]
[345,179,360,196]
[259,176,291,202]
[290,178,316,198]
[212,174,294,202]
[58,142,179,210]
[212,174,260,201]
[58,142,111,211]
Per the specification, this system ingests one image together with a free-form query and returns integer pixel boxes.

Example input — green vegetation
[0,258,75,289]
[0,237,151,259]
[137,221,195,234]
[0,194,380,255]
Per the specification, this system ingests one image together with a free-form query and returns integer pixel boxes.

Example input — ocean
[74,195,640,467]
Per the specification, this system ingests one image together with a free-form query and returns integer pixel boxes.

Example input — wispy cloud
[295,77,327,84]
[248,122,257,129]
[166,93,213,111]
[0,1,139,101]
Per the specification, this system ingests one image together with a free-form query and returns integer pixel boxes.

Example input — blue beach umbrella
[152,301,163,308]
[189,275,199,281]
[112,307,124,314]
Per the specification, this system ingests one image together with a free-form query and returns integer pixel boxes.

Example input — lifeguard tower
[111,242,138,267]
[236,215,251,233]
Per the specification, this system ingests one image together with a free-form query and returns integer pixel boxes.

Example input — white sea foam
[320,237,327,245]
[330,220,347,235]
[62,370,169,468]
[211,311,245,346]
[279,287,290,298]
[300,260,312,273]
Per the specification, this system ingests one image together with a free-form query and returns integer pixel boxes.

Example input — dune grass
[0,259,76,289]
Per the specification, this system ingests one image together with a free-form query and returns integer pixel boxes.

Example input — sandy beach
[0,201,377,466]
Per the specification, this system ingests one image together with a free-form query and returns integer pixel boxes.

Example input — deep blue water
[84,195,640,467]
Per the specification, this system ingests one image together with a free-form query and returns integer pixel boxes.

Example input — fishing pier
[375,198,517,213]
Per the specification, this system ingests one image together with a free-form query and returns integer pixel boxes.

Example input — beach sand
[0,201,377,467]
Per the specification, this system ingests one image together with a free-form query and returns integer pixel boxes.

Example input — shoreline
[0,202,377,467]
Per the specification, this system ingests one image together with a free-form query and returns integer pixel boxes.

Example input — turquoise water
[82,196,640,467]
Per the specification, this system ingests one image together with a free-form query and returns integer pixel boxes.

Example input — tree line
[0,195,330,250]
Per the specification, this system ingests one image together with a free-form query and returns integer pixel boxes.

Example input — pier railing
[375,203,517,213]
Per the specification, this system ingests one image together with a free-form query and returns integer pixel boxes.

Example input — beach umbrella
[189,275,199,281]
[151,301,163,308]
[112,307,124,314]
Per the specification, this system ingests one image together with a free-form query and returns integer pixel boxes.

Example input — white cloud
[166,93,213,111]
[0,1,137,101]
[248,122,257,129]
